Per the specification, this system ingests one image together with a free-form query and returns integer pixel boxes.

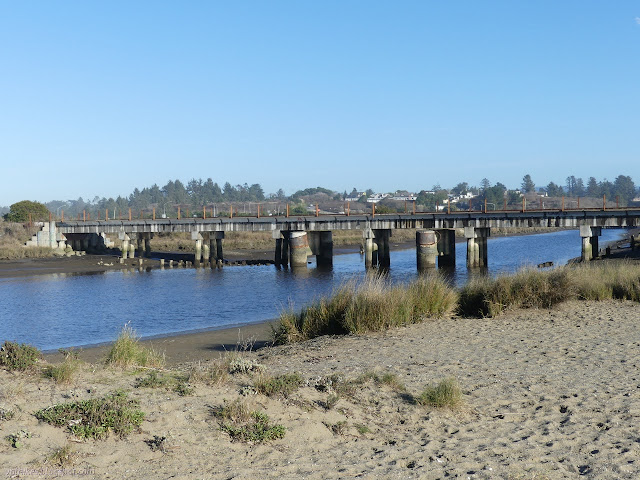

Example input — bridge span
[30,208,640,270]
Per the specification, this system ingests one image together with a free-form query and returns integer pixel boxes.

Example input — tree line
[2,174,638,222]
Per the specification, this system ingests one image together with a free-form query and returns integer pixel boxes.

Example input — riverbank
[3,299,640,478]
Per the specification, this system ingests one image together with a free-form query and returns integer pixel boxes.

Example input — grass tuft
[416,378,463,409]
[43,357,80,385]
[105,325,164,369]
[35,390,144,439]
[47,444,77,467]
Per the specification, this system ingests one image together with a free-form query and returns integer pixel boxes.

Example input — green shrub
[254,373,303,397]
[0,341,41,371]
[35,391,144,439]
[213,400,285,443]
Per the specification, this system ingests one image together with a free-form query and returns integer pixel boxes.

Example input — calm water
[0,228,625,351]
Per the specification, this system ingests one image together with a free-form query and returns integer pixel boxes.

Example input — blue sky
[1,1,638,205]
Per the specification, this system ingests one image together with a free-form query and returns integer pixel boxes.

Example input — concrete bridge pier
[129,241,136,259]
[308,231,334,267]
[119,233,130,259]
[437,229,456,267]
[136,235,145,258]
[192,232,203,266]
[289,231,311,268]
[363,229,377,269]
[213,232,225,267]
[465,227,490,268]
[375,229,391,269]
[144,233,152,257]
[580,226,601,261]
[363,229,390,269]
[273,231,285,268]
[416,230,438,270]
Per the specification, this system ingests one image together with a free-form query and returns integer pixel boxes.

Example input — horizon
[1,1,639,205]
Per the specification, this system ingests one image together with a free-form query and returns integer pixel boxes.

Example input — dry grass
[43,357,81,384]
[458,262,640,317]
[0,222,56,259]
[273,274,458,343]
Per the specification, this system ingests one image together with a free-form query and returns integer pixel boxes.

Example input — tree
[613,175,636,205]
[451,182,469,196]
[521,174,535,193]
[586,177,599,197]
[546,182,564,197]
[3,200,50,222]
[480,178,491,192]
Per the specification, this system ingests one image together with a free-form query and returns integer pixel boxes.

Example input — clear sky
[1,1,638,205]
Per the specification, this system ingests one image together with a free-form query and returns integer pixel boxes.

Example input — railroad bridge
[30,209,640,270]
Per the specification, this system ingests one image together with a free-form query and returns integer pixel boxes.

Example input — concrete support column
[202,243,210,267]
[144,233,152,257]
[289,231,310,268]
[375,229,391,269]
[81,236,90,252]
[48,221,57,249]
[416,230,438,270]
[136,236,144,258]
[308,231,334,267]
[317,231,333,267]
[281,234,289,268]
[273,230,283,267]
[120,234,130,259]
[465,227,490,268]
[212,232,225,267]
[437,229,456,267]
[129,242,135,259]
[580,226,602,262]
[363,229,376,269]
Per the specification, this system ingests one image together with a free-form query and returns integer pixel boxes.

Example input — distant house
[345,192,366,202]
[391,193,417,201]
[366,193,390,203]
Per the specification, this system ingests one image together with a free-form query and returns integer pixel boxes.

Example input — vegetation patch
[6,430,31,448]
[134,370,169,389]
[273,275,457,343]
[188,360,229,386]
[47,444,77,467]
[105,325,164,369]
[0,341,41,371]
[416,378,463,409]
[0,408,15,421]
[43,357,80,384]
[35,391,144,439]
[213,400,285,443]
[254,372,303,398]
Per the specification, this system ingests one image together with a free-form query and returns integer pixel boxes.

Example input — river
[0,228,625,351]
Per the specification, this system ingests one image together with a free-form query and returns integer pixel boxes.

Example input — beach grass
[104,325,165,369]
[416,378,463,409]
[273,274,458,343]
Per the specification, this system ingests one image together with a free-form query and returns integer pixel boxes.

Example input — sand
[2,299,640,479]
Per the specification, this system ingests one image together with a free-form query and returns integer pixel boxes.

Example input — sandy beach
[1,299,640,479]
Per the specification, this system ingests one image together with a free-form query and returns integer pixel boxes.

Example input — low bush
[35,391,144,439]
[0,341,41,371]
[254,373,303,397]
[213,400,285,443]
